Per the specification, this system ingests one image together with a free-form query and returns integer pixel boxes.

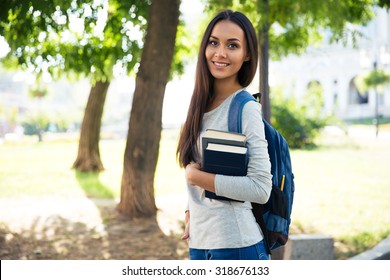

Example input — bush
[22,114,49,136]
[270,87,328,149]
[21,112,71,140]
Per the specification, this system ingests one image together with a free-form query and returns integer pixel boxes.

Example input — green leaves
[363,69,390,88]
[270,86,328,149]
[0,0,151,82]
[378,0,390,9]
[204,0,376,59]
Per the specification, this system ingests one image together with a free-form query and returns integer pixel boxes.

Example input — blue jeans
[189,240,270,260]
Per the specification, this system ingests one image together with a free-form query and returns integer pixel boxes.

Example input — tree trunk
[117,0,180,218]
[258,0,271,123]
[72,80,110,172]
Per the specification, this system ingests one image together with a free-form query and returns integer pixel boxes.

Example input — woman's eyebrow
[209,35,241,42]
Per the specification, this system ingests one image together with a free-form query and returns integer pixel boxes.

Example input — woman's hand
[185,162,216,192]
[185,162,201,185]
[181,210,190,242]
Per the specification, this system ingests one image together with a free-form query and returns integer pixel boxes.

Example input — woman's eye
[208,40,218,46]
[228,43,238,49]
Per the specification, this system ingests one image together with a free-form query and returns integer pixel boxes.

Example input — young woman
[176,10,272,260]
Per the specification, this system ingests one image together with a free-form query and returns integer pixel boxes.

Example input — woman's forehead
[210,20,245,41]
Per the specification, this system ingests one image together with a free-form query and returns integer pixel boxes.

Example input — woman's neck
[206,80,243,112]
[213,80,242,99]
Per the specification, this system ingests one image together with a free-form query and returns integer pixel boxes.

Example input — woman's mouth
[213,62,229,67]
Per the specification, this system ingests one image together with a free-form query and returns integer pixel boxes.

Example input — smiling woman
[176,10,271,261]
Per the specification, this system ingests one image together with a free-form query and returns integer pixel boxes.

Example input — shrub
[270,87,328,149]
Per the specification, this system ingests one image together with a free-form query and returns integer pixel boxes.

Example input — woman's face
[205,20,249,84]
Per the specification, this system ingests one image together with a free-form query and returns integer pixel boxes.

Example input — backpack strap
[228,91,256,133]
[230,91,281,185]
[228,90,272,256]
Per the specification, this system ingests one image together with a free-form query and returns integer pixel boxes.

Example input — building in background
[270,7,390,120]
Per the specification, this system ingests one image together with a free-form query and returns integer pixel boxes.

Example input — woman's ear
[244,53,250,61]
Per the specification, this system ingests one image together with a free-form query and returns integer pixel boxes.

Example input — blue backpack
[228,91,295,254]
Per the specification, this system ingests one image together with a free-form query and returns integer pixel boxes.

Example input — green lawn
[0,130,185,198]
[291,129,390,258]
[0,125,389,259]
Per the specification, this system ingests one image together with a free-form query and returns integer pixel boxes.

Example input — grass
[0,125,389,259]
[0,130,185,198]
[290,126,390,258]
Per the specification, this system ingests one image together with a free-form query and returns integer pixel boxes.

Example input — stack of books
[201,129,248,201]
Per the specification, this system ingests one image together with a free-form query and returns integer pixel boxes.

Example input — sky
[181,0,204,27]
[0,36,10,58]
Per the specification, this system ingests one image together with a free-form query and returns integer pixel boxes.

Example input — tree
[0,0,148,172]
[363,67,390,136]
[117,0,180,218]
[71,1,150,172]
[363,69,390,88]
[378,0,390,10]
[1,0,189,218]
[205,0,379,123]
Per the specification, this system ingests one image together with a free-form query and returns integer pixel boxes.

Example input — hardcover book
[201,130,248,201]
[201,129,247,151]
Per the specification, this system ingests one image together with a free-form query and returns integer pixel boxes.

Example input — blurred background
[1,1,390,136]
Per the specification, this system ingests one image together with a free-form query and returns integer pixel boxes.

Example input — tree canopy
[205,0,382,59]
[0,0,149,82]
[364,69,390,89]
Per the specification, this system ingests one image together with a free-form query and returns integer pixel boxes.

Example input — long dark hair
[176,10,258,167]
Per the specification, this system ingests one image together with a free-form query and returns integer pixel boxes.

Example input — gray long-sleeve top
[187,89,272,249]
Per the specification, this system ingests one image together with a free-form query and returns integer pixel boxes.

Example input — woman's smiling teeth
[214,62,229,67]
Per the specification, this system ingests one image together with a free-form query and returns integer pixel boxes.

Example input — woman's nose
[215,45,227,58]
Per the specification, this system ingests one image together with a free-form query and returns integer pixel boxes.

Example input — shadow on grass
[0,171,189,260]
[61,170,187,260]
[0,202,188,260]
